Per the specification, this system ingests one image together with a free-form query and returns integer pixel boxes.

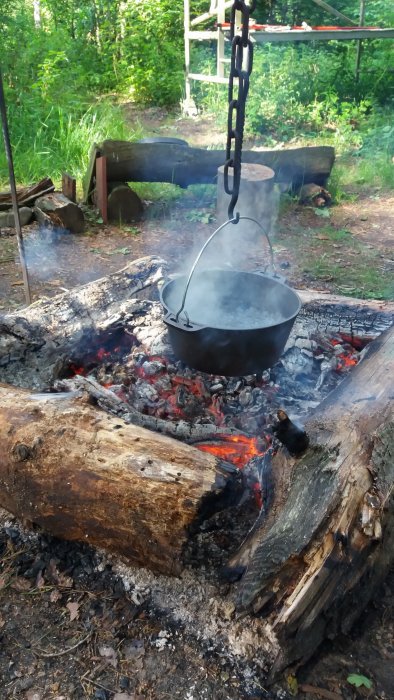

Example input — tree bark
[0,383,236,576]
[83,141,336,201]
[34,192,85,233]
[229,325,394,677]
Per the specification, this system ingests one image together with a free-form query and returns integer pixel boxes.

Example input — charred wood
[0,383,238,576]
[230,325,394,677]
[0,256,166,390]
[0,177,55,211]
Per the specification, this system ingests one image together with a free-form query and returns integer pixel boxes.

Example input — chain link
[224,0,256,222]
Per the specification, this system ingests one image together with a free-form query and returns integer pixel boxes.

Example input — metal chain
[224,0,256,222]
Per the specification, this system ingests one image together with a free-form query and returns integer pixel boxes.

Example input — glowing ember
[330,338,359,371]
[196,434,270,469]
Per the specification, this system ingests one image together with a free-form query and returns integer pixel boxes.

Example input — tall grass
[0,98,140,187]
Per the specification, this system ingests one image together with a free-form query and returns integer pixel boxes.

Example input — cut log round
[216,163,276,235]
[107,182,143,222]
[228,325,394,677]
[0,383,236,575]
[34,192,85,233]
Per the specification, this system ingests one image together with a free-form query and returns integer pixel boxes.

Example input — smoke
[21,227,101,287]
[176,169,280,278]
[163,269,299,330]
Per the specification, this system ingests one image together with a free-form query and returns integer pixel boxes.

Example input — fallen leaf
[347,673,372,689]
[287,674,298,696]
[66,601,80,621]
[314,208,331,218]
[11,577,32,592]
[0,613,5,628]
[99,644,118,668]
[108,246,131,256]
[50,589,61,603]
[26,692,41,700]
[114,695,135,700]
[36,570,45,589]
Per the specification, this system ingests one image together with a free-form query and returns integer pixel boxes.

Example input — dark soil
[0,109,393,699]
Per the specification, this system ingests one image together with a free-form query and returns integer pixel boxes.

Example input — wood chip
[299,684,343,699]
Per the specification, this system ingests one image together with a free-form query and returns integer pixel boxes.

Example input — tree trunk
[229,325,394,677]
[34,192,85,233]
[83,141,336,201]
[0,383,236,576]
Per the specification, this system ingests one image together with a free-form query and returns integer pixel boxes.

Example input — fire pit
[0,256,393,680]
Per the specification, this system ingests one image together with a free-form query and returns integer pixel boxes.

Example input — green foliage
[198,39,393,142]
[347,674,373,689]
[1,1,393,185]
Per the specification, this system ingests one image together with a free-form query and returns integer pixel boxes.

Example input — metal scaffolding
[184,0,394,102]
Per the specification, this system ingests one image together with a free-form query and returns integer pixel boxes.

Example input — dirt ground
[0,109,393,699]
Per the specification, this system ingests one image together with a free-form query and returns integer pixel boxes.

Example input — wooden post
[95,155,108,224]
[217,0,225,80]
[62,172,77,203]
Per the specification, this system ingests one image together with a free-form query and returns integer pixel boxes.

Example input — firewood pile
[0,176,84,233]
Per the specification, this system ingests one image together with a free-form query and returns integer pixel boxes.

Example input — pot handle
[174,216,276,323]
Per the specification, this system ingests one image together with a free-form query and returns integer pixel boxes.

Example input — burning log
[0,255,166,389]
[228,325,394,677]
[0,383,238,575]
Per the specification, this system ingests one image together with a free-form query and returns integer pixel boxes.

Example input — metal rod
[175,216,274,324]
[0,67,31,305]
[355,0,366,82]
[310,0,357,26]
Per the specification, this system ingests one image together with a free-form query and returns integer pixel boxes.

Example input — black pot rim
[160,269,302,332]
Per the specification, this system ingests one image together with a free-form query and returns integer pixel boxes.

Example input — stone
[0,206,33,228]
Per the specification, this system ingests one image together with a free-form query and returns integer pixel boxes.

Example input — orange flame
[196,433,269,469]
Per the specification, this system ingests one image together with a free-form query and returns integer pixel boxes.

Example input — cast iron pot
[161,216,301,376]
[161,268,301,376]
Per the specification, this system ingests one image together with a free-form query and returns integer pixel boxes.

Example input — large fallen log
[0,383,236,576]
[0,255,166,389]
[83,140,335,201]
[230,324,394,676]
